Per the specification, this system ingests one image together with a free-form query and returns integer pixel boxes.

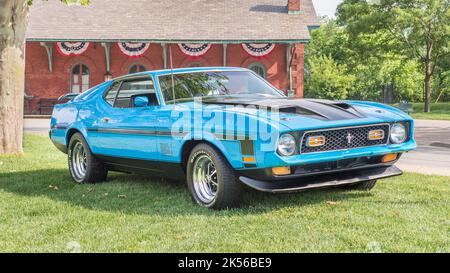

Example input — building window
[187,62,202,67]
[248,62,266,79]
[129,64,147,74]
[71,64,90,93]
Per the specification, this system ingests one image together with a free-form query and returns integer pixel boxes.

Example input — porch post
[101,42,111,80]
[286,44,293,97]
[223,44,228,66]
[40,42,53,72]
[161,43,167,69]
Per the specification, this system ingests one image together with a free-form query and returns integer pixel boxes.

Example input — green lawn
[0,135,449,253]
[408,103,450,120]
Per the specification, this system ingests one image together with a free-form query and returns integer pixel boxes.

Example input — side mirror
[133,95,149,108]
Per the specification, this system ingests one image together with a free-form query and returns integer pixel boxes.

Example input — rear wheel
[68,133,108,183]
[186,144,243,209]
[345,180,377,191]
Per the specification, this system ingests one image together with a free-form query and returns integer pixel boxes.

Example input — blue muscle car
[50,67,416,209]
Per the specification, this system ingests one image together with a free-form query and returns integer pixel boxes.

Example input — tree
[304,55,355,100]
[0,0,88,154]
[304,19,422,102]
[432,53,450,101]
[337,0,450,112]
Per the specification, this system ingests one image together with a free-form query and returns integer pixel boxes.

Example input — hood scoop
[309,100,365,119]
[278,105,329,120]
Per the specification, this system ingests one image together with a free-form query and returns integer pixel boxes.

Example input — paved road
[23,118,50,135]
[396,120,450,177]
[23,118,450,176]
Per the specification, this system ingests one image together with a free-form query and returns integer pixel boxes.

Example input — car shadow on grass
[0,168,373,216]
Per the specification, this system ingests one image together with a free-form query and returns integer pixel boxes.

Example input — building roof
[26,0,319,43]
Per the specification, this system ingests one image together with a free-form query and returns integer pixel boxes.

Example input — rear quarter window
[103,81,121,106]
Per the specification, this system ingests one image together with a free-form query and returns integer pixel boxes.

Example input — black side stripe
[87,128,187,137]
[51,124,68,130]
[87,127,253,140]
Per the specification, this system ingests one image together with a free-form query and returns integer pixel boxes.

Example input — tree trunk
[0,0,28,154]
[424,61,432,113]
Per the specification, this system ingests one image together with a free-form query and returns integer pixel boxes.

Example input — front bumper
[238,165,403,193]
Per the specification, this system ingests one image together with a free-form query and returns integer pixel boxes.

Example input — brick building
[25,0,319,114]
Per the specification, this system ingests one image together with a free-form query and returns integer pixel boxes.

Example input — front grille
[300,124,390,154]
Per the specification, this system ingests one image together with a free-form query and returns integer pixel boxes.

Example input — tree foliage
[336,0,450,111]
[305,55,355,100]
[304,18,423,102]
[304,0,449,107]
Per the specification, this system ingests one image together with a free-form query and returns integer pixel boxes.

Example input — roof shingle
[26,0,319,43]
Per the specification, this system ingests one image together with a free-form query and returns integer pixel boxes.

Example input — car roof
[111,67,250,81]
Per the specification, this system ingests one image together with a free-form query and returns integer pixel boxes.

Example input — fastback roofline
[110,67,250,82]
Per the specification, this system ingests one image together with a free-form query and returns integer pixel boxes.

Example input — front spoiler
[239,165,403,193]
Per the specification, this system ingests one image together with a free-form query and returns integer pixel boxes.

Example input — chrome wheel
[192,154,218,204]
[71,142,87,181]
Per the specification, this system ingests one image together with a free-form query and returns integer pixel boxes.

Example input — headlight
[277,134,296,156]
[390,123,407,144]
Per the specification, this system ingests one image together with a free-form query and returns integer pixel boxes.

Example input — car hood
[199,96,409,131]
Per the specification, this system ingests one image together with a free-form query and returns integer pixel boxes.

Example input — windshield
[158,71,283,104]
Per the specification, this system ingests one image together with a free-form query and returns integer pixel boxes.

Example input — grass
[407,103,450,120]
[0,134,449,253]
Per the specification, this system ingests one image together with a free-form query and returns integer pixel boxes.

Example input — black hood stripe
[200,97,365,121]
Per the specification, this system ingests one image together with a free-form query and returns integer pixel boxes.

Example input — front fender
[347,100,413,120]
[181,131,244,169]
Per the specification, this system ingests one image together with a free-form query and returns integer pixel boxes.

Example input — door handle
[102,117,110,123]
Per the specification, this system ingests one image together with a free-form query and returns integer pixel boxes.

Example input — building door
[71,64,90,93]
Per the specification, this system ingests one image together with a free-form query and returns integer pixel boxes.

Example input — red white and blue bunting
[118,42,150,57]
[56,42,90,56]
[242,43,275,57]
[178,43,211,57]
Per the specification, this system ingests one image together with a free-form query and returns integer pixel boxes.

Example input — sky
[312,0,344,18]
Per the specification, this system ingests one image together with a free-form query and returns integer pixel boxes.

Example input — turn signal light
[272,166,291,176]
[306,136,325,147]
[381,153,398,163]
[368,129,385,140]
[243,156,256,163]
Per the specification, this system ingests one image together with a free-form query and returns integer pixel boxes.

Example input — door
[90,76,162,161]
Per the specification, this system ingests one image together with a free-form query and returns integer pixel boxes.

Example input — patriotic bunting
[118,42,150,57]
[178,43,211,57]
[56,42,90,56]
[242,43,275,57]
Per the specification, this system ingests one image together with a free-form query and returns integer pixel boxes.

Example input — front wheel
[68,133,108,183]
[186,144,243,209]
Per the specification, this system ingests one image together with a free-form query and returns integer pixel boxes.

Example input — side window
[103,81,121,106]
[114,78,157,108]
